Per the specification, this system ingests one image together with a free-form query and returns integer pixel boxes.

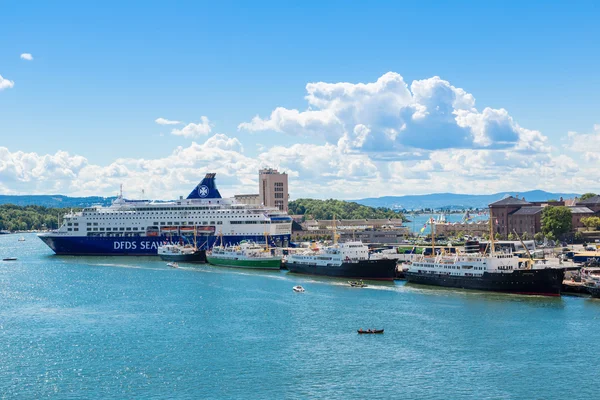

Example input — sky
[1,0,600,200]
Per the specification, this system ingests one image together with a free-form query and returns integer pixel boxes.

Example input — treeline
[0,204,74,231]
[288,198,404,220]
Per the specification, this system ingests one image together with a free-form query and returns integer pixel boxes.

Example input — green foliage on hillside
[0,204,74,231]
[288,198,404,220]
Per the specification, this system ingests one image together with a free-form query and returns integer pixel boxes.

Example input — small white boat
[18,236,25,242]
[293,285,305,293]
[167,262,179,269]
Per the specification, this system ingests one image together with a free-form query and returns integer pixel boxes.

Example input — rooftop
[567,206,594,214]
[577,195,600,205]
[511,206,544,215]
[489,196,531,207]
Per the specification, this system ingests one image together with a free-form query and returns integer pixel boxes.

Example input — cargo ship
[38,173,292,256]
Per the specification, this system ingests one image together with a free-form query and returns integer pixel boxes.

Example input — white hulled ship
[404,218,565,296]
[38,173,292,255]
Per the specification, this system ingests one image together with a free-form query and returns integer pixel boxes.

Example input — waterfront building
[433,221,489,238]
[489,196,594,237]
[259,168,288,212]
[294,218,408,244]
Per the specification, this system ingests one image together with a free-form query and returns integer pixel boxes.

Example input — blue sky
[1,1,599,199]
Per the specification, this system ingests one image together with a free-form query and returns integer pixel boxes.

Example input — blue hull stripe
[39,234,292,256]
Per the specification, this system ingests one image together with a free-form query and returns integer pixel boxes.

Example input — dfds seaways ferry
[38,173,292,256]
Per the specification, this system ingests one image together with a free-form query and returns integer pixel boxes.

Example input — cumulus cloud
[239,72,548,154]
[155,117,182,125]
[564,124,600,161]
[0,128,591,199]
[20,53,33,61]
[0,134,259,198]
[171,116,212,137]
[0,74,14,90]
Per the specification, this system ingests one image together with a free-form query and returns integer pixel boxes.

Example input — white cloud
[0,128,592,200]
[20,53,33,61]
[155,117,182,125]
[0,75,14,90]
[0,134,256,198]
[171,116,212,138]
[239,72,548,154]
[564,125,600,161]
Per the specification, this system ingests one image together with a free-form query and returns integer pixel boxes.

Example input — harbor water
[1,233,600,399]
[406,212,488,234]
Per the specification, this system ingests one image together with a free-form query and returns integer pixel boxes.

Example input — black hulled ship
[285,241,397,281]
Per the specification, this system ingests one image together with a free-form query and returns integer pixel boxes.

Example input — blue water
[1,233,599,399]
[406,213,488,233]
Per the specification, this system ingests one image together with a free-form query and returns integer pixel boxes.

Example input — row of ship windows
[79,214,262,220]
[80,220,287,227]
[414,264,486,271]
[83,206,253,212]
[81,210,258,216]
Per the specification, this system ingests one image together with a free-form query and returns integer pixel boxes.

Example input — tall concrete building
[259,168,288,212]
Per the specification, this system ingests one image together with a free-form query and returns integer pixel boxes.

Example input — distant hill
[0,195,116,208]
[353,190,581,210]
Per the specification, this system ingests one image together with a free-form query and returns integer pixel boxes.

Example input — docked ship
[404,221,565,296]
[158,244,206,263]
[38,173,292,256]
[206,240,281,270]
[285,241,397,281]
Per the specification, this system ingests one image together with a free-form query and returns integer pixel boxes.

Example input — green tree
[288,198,405,221]
[507,232,516,241]
[581,216,600,230]
[541,206,572,240]
[580,193,597,201]
[521,231,528,240]
[494,232,501,240]
[534,232,544,243]
[574,231,584,242]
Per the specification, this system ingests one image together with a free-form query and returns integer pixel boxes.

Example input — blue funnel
[186,173,222,199]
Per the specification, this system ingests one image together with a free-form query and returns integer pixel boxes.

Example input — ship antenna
[119,183,123,199]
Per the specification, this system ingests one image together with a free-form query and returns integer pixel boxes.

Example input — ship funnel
[186,173,222,199]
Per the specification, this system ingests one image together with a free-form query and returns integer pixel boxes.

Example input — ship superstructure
[38,173,292,255]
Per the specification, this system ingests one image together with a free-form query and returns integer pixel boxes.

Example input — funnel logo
[198,185,209,197]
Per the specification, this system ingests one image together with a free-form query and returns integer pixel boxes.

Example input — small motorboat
[348,280,367,288]
[293,285,305,293]
[18,236,25,242]
[2,257,17,261]
[167,262,179,269]
[357,329,384,334]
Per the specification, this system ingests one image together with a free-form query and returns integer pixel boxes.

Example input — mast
[513,229,533,269]
[264,231,269,252]
[489,207,495,256]
[193,225,197,250]
[431,216,435,256]
[332,215,338,245]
